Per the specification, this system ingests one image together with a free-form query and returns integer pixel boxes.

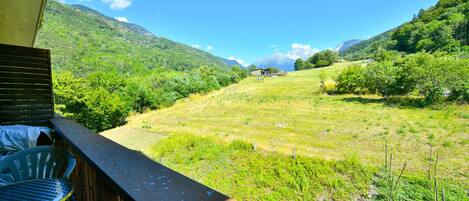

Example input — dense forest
[36,1,247,131]
[341,0,469,60]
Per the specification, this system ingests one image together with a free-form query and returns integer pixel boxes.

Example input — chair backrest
[0,146,76,182]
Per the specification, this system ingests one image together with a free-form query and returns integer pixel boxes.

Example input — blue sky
[63,0,438,66]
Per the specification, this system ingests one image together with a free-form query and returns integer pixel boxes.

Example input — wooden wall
[0,43,54,126]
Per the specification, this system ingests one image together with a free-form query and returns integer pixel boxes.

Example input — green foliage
[364,60,416,101]
[306,50,338,69]
[405,52,469,103]
[334,51,469,104]
[336,65,366,94]
[53,66,247,131]
[342,0,469,60]
[294,58,304,71]
[150,134,374,201]
[36,1,231,76]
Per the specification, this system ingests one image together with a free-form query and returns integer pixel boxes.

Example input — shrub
[336,65,366,94]
[364,60,416,101]
[322,79,337,94]
[406,53,469,103]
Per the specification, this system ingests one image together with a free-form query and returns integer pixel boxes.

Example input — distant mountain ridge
[334,39,362,52]
[254,53,296,72]
[36,1,232,76]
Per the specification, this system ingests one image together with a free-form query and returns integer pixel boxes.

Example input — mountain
[340,30,395,60]
[254,53,296,72]
[334,39,362,52]
[35,1,231,76]
[220,58,244,67]
[341,0,469,60]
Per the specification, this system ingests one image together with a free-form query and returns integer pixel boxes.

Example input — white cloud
[102,0,132,10]
[114,16,129,23]
[190,44,201,49]
[206,45,214,51]
[228,56,246,66]
[286,43,319,60]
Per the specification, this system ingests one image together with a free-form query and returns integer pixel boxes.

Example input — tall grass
[149,134,374,201]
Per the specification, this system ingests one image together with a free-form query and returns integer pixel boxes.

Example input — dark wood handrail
[50,116,230,201]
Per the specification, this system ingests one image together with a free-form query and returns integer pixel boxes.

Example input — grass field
[102,62,469,200]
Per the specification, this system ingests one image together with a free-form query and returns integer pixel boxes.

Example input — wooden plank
[0,65,50,73]
[0,77,51,84]
[0,100,52,105]
[0,68,50,78]
[0,83,51,89]
[0,114,54,122]
[0,44,50,58]
[0,55,49,64]
[0,104,53,111]
[0,110,53,116]
[0,72,50,79]
[0,120,50,126]
[0,60,49,69]
[0,89,51,95]
[0,94,51,100]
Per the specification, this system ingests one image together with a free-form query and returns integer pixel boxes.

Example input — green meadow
[103,62,468,200]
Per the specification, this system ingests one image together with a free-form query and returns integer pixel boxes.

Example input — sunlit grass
[103,62,468,191]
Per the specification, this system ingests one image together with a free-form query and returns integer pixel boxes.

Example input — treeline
[53,66,248,132]
[325,50,469,104]
[342,0,469,60]
[294,50,338,71]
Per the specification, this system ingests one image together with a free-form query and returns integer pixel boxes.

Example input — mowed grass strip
[104,62,469,188]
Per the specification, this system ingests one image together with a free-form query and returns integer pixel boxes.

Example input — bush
[322,80,337,94]
[336,65,366,94]
[364,60,416,101]
[406,53,469,103]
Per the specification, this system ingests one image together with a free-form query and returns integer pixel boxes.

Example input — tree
[305,50,338,68]
[336,65,366,94]
[364,61,416,101]
[294,59,304,71]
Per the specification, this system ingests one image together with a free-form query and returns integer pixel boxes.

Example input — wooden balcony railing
[51,116,229,201]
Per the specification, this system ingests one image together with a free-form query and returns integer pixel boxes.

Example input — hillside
[341,0,469,60]
[103,62,469,200]
[35,1,230,76]
[334,39,363,52]
[340,30,395,60]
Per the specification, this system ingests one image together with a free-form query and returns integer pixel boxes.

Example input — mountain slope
[340,30,395,60]
[35,1,230,76]
[341,0,469,60]
[334,39,362,52]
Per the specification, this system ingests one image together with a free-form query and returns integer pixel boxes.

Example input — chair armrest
[62,155,76,179]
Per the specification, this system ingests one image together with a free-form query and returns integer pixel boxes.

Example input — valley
[103,62,468,200]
